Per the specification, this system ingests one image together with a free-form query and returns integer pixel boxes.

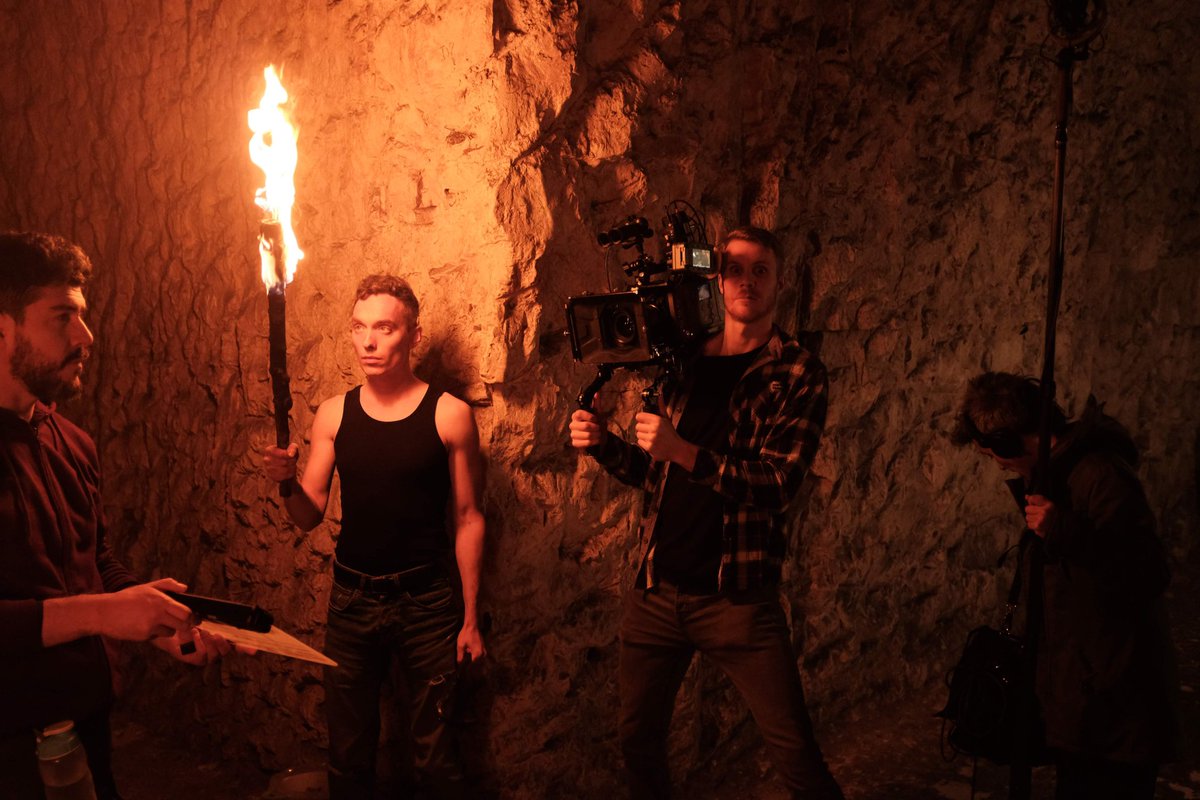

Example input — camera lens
[600,304,639,348]
[612,309,638,345]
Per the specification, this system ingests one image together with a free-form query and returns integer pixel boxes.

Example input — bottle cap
[41,721,74,738]
[36,721,80,759]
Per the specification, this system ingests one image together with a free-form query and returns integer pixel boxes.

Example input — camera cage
[566,200,724,411]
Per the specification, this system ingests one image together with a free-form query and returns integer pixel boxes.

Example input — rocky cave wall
[1,0,1196,795]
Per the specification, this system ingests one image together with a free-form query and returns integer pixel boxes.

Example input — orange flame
[248,65,303,289]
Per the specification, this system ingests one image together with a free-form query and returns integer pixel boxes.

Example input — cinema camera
[566,201,724,411]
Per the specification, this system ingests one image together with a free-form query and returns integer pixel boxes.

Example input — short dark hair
[718,226,784,271]
[0,232,92,320]
[951,371,1066,446]
[354,274,419,325]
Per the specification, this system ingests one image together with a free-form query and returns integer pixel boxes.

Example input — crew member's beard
[10,333,88,405]
[726,295,777,325]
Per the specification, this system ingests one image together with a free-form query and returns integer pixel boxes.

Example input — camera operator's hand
[263,442,300,482]
[635,412,699,470]
[569,409,606,449]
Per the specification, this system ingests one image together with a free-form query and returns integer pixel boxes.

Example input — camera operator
[569,226,843,799]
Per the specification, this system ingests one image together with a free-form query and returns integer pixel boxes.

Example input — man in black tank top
[264,274,486,799]
[570,228,843,799]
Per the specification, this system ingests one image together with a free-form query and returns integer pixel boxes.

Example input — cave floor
[111,563,1200,799]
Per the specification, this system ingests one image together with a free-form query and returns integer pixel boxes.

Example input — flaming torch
[248,65,303,497]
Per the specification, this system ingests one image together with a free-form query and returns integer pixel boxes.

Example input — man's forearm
[41,594,104,647]
[455,515,485,627]
[590,429,653,489]
[669,439,700,472]
[283,479,324,531]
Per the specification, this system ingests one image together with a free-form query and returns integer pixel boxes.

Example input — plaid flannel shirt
[590,327,828,591]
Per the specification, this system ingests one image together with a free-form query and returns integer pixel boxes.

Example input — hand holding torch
[248,66,303,498]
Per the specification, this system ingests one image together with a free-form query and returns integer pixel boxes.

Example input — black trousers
[618,581,843,800]
[323,572,466,800]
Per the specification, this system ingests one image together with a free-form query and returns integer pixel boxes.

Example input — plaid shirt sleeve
[688,353,828,511]
[588,429,655,492]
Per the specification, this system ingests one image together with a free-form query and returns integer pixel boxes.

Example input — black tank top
[333,385,451,575]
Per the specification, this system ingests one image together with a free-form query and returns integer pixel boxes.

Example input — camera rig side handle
[579,361,675,415]
[641,371,668,413]
[578,365,615,412]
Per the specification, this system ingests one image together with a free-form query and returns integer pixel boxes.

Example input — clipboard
[163,590,336,667]
[198,619,337,667]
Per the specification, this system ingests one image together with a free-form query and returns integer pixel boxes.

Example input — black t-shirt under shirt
[650,346,763,593]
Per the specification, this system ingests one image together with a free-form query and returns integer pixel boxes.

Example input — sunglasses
[961,415,1027,459]
[973,430,1026,459]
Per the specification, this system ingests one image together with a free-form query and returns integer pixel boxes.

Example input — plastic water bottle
[36,721,98,800]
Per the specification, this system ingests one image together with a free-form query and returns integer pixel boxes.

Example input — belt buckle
[393,565,432,592]
[365,571,406,594]
[344,564,435,594]
[337,564,376,593]
[357,573,385,593]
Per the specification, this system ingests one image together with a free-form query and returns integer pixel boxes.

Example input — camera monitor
[669,242,721,275]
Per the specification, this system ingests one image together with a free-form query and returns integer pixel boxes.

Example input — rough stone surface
[1,0,1197,796]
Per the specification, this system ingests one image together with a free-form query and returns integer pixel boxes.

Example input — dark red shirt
[0,404,136,734]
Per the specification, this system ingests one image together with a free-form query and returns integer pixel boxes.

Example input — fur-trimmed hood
[1054,395,1140,469]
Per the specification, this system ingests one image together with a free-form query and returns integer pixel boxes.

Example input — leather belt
[333,561,443,594]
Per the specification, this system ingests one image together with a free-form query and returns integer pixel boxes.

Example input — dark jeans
[1055,751,1158,800]
[324,569,465,800]
[0,711,121,800]
[619,581,843,800]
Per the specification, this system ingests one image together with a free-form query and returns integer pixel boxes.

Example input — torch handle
[267,285,293,499]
